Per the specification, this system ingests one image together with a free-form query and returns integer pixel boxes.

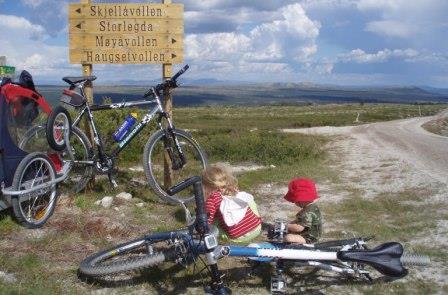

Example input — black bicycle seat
[337,242,408,277]
[62,76,97,85]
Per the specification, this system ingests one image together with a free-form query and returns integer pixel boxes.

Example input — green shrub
[196,129,326,165]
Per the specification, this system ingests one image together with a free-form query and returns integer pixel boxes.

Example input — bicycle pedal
[271,274,287,294]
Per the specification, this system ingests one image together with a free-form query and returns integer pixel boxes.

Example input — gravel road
[284,113,448,189]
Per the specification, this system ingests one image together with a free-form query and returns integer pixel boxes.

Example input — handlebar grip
[167,175,201,196]
[143,89,152,98]
[171,64,189,81]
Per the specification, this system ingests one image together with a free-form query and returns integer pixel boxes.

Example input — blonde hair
[202,164,238,196]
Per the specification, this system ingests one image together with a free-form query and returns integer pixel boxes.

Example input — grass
[88,103,447,165]
[322,189,440,240]
[1,103,446,294]
[422,117,448,136]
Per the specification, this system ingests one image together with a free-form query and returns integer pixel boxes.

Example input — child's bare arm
[288,223,305,233]
[285,234,307,244]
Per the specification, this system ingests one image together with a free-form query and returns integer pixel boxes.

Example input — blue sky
[0,0,447,86]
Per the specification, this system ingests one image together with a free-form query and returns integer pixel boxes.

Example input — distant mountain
[420,86,448,96]
[36,84,448,107]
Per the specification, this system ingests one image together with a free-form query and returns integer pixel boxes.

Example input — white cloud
[365,20,414,38]
[186,3,320,73]
[0,14,47,40]
[0,14,74,81]
[21,0,47,8]
[339,48,419,63]
[183,0,298,11]
[357,0,448,39]
[357,0,404,11]
[305,61,335,75]
[20,0,68,36]
[300,0,357,9]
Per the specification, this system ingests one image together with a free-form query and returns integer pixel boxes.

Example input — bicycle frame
[68,82,176,163]
[140,229,340,263]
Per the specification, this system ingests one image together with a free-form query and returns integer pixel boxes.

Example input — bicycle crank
[94,156,114,174]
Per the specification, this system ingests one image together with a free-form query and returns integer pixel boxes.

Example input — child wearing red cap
[284,178,322,244]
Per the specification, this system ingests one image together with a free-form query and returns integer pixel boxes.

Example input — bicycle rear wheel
[46,105,72,151]
[143,129,207,204]
[11,152,57,228]
[19,125,93,194]
[79,236,178,277]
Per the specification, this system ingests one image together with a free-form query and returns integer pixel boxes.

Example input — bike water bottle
[113,113,138,142]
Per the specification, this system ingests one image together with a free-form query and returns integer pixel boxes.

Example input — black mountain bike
[46,65,207,203]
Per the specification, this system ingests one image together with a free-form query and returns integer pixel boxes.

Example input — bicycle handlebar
[167,175,201,196]
[144,64,189,98]
[172,64,189,81]
[167,176,209,235]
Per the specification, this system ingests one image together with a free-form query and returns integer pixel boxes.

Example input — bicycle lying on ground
[78,176,429,294]
[46,65,207,203]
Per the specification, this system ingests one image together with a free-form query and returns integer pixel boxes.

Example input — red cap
[284,178,318,203]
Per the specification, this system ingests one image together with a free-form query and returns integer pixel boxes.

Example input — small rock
[94,200,101,206]
[116,192,132,201]
[24,228,47,240]
[100,196,113,208]
[0,271,17,283]
[130,178,147,187]
[129,166,144,172]
[113,207,119,212]
[136,203,144,208]
[269,164,276,168]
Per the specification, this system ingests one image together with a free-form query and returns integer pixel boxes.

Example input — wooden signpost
[69,1,183,188]
[69,2,184,65]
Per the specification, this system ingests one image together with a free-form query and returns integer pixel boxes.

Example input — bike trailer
[0,71,52,209]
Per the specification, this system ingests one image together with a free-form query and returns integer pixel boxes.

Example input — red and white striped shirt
[205,191,261,239]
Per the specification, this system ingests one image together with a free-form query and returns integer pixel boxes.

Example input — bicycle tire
[46,105,72,151]
[143,129,207,204]
[61,126,94,193]
[11,152,58,228]
[18,125,48,151]
[79,237,176,277]
[19,125,93,194]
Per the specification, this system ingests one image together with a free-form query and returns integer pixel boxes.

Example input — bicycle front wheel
[143,129,207,204]
[11,152,58,228]
[79,236,177,277]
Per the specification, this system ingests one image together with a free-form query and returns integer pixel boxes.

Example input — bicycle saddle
[337,242,408,277]
[62,76,97,85]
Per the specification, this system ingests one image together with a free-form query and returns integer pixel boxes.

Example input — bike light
[205,234,218,250]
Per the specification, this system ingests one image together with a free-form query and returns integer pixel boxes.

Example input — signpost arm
[163,0,174,188]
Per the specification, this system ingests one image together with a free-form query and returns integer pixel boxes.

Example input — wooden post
[81,0,95,186]
[162,0,174,189]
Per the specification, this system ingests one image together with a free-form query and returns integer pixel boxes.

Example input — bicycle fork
[159,115,187,170]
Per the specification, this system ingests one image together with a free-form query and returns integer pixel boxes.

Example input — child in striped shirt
[203,164,262,243]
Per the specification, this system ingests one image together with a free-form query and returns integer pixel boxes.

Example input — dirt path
[277,114,448,292]
[283,115,448,197]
